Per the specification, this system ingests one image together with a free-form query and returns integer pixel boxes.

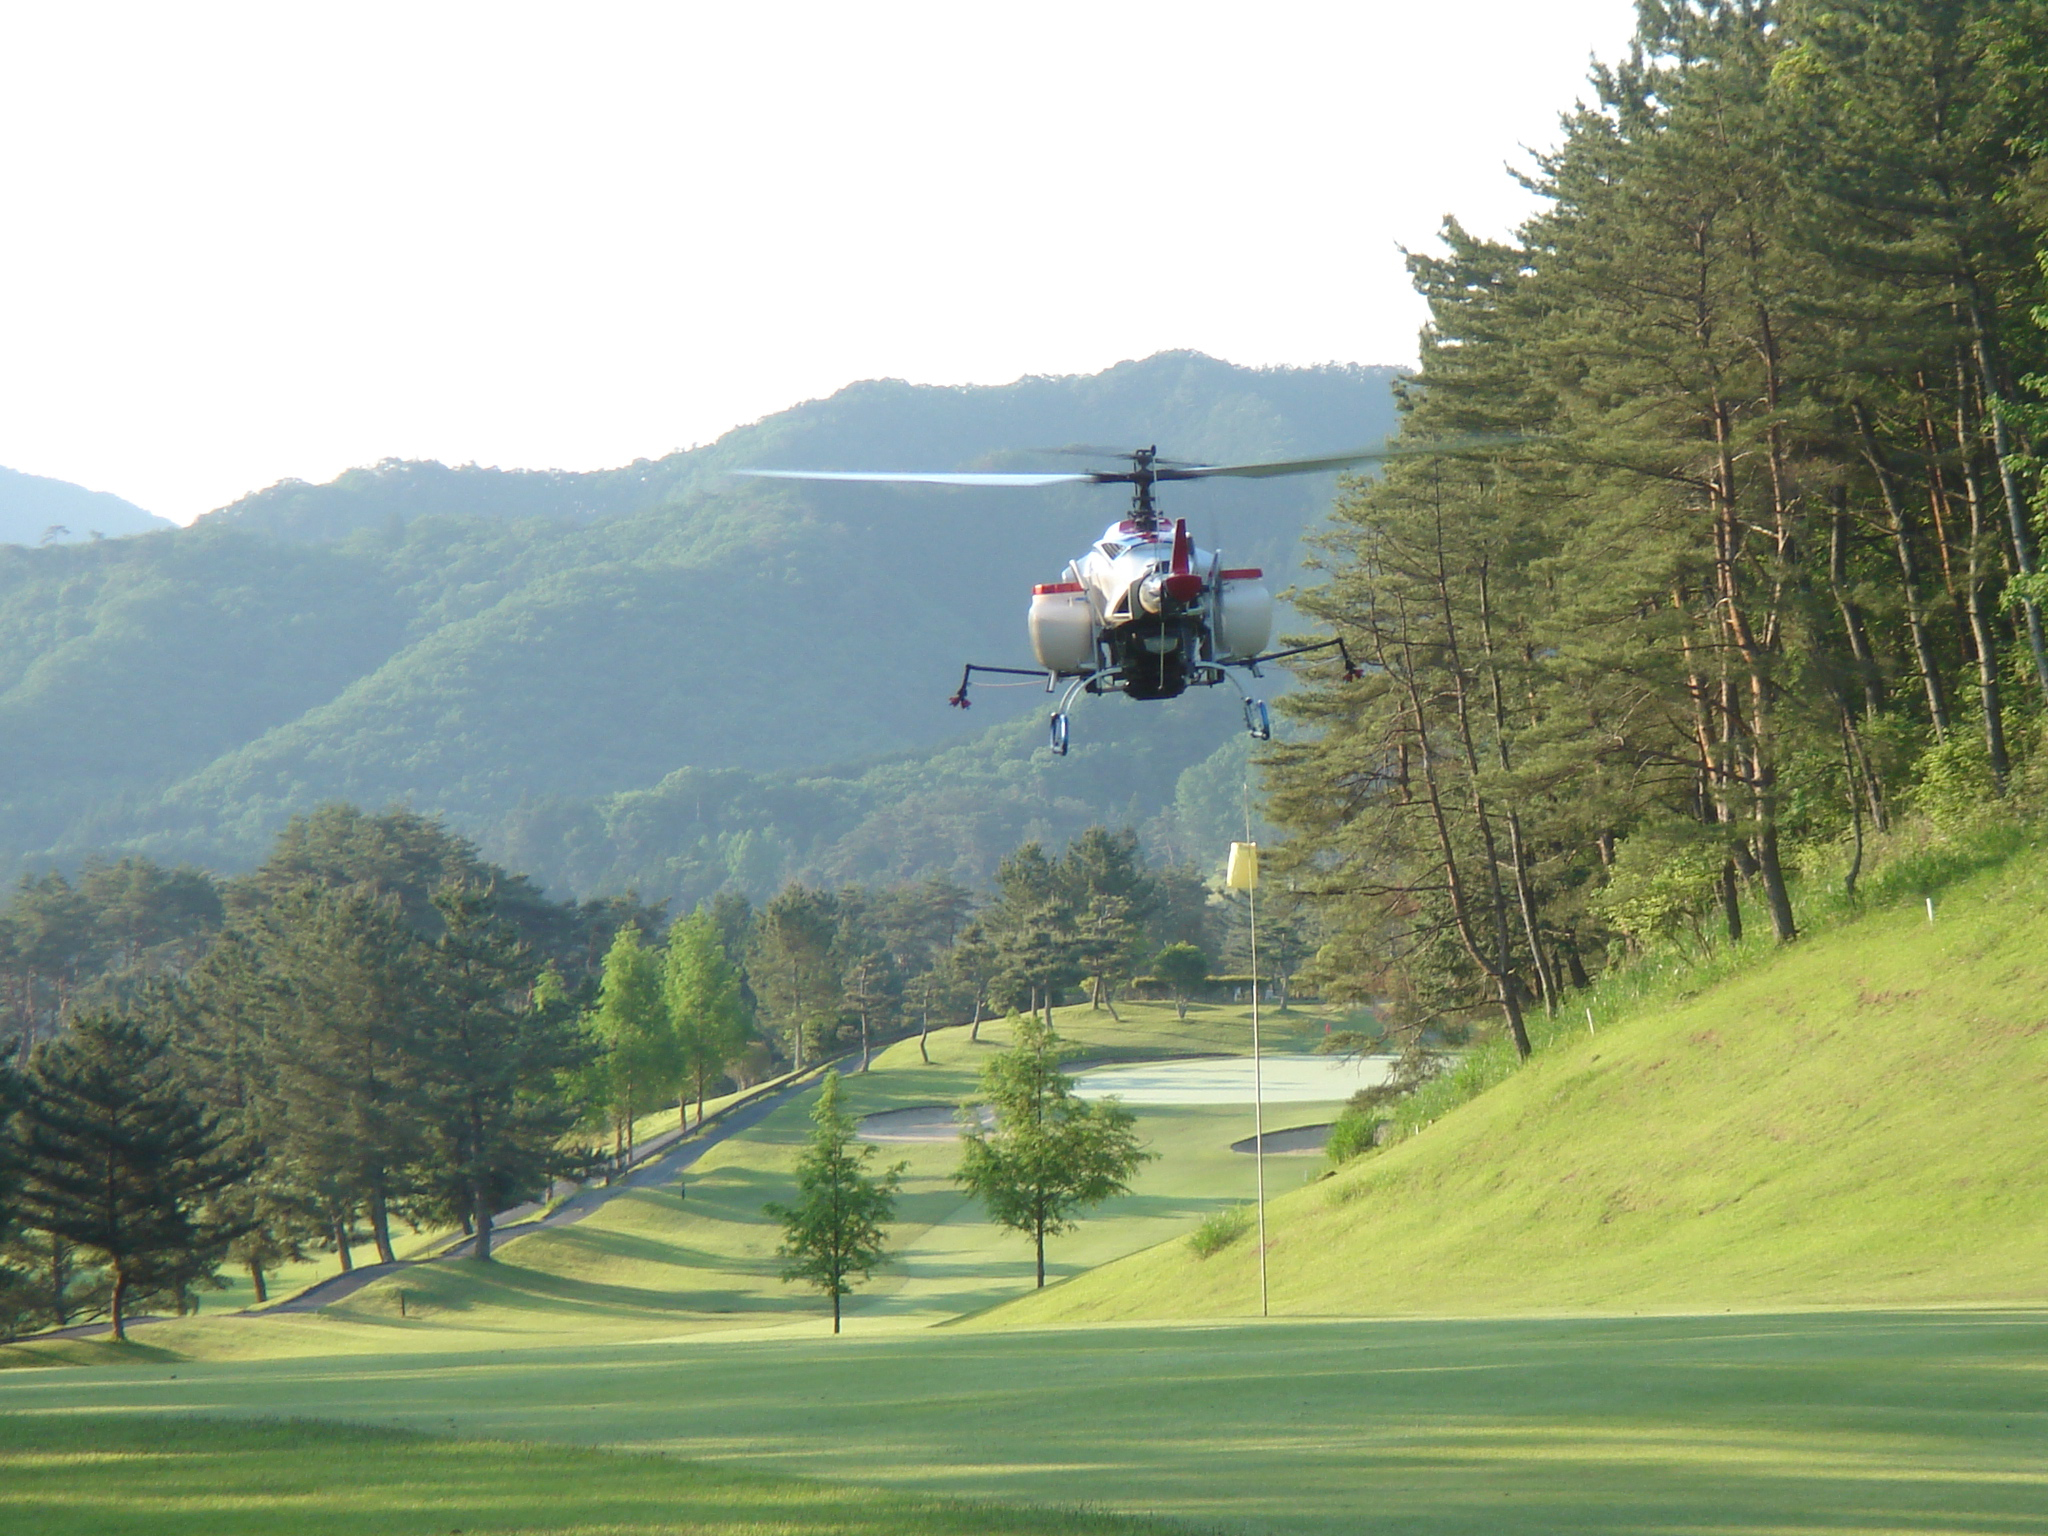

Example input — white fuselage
[1068,520,1208,625]
[1027,519,1272,685]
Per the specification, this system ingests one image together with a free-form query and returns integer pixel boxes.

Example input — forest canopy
[1268,0,2048,1048]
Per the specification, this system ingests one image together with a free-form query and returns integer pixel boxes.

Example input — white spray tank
[1028,580,1097,674]
[1214,567,1273,661]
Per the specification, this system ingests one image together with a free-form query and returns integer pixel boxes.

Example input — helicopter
[734,443,1425,755]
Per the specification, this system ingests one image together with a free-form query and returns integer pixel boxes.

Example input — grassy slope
[6,1002,1335,1366]
[994,843,2048,1325]
[3,1312,2041,1536]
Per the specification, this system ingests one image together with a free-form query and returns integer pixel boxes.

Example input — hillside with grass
[989,834,2048,1324]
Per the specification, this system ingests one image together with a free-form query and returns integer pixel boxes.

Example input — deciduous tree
[584,925,676,1172]
[664,910,751,1126]
[954,1015,1150,1287]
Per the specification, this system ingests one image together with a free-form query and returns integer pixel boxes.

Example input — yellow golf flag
[1225,841,1259,890]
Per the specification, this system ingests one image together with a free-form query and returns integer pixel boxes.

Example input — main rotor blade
[1161,436,1527,480]
[732,468,1098,488]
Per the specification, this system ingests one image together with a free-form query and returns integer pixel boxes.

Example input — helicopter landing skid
[1192,665,1272,742]
[963,636,1358,757]
[1048,668,1119,755]
[1046,663,1273,756]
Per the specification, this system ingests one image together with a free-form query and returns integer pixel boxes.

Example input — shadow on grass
[336,1254,793,1324]
[0,1336,186,1370]
[0,1412,1183,1536]
[547,1223,782,1277]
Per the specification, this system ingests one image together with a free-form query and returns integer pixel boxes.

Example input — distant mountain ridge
[0,466,173,545]
[0,352,1399,902]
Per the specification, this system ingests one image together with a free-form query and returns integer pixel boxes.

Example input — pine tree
[11,1015,246,1339]
[837,948,893,1072]
[413,889,588,1262]
[250,887,433,1266]
[983,842,1084,1027]
[765,1070,903,1333]
[942,922,999,1043]
[0,1061,31,1335]
[153,938,316,1297]
[1265,0,2048,1056]
[1150,942,1210,1022]
[1,872,102,1058]
[749,885,843,1069]
[1059,829,1156,1013]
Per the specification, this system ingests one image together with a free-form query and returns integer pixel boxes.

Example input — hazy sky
[0,1,1638,522]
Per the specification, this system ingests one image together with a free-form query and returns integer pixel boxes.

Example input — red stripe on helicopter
[1221,568,1264,579]
[1032,582,1084,594]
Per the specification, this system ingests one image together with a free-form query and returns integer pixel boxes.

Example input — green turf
[4,1001,1340,1366]
[0,1412,1181,1536]
[4,1310,2043,1535]
[6,972,2045,1535]
[299,1004,1336,1344]
[998,844,2048,1325]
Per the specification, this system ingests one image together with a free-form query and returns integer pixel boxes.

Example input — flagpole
[1228,839,1267,1319]
[1251,876,1266,1318]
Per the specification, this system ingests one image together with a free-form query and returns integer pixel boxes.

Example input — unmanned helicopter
[735,442,1436,755]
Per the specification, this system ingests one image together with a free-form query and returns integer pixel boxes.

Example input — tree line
[0,806,1233,1339]
[1268,0,2048,1053]
[733,828,1230,1069]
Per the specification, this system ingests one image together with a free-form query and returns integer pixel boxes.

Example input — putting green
[3,1310,2041,1535]
[1073,1053,1394,1104]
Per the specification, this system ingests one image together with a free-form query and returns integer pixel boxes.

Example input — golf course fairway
[5,1310,2044,1534]
[8,848,2048,1533]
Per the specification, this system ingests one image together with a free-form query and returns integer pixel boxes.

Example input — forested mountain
[496,698,1279,905]
[1268,0,2048,1045]
[0,353,1396,901]
[0,467,171,546]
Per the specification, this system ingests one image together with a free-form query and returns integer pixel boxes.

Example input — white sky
[0,1,1638,523]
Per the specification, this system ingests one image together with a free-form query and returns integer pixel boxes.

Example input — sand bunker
[1229,1123,1331,1155]
[1070,1055,1396,1106]
[856,1104,995,1142]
